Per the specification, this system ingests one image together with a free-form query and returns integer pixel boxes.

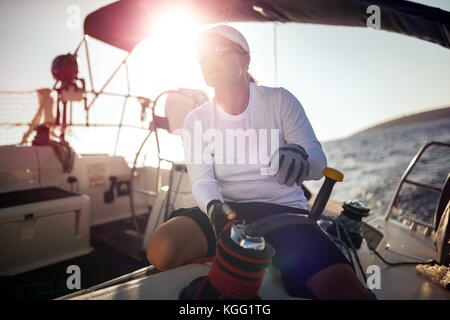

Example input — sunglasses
[196,43,246,64]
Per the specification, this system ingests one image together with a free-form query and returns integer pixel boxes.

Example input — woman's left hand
[268,144,310,187]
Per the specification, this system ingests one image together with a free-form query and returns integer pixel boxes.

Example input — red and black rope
[192,220,274,300]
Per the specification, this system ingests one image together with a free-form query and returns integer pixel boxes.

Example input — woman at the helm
[147,25,375,300]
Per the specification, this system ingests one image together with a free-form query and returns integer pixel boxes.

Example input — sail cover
[84,0,450,52]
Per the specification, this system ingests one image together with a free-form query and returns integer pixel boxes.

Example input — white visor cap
[201,25,250,53]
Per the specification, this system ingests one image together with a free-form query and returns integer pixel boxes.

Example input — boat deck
[0,213,150,300]
[0,197,339,300]
[4,196,448,300]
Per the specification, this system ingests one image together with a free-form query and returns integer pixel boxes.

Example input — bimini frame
[68,35,178,238]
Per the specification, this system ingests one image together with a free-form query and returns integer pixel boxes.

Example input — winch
[180,221,275,300]
[322,200,370,249]
[180,212,316,299]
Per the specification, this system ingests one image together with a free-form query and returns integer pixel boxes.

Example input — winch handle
[309,167,344,221]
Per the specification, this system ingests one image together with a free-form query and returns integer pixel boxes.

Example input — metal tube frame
[384,141,450,221]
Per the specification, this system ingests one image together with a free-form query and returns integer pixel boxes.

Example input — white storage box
[0,187,92,275]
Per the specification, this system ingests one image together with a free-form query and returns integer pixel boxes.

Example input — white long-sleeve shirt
[183,82,327,215]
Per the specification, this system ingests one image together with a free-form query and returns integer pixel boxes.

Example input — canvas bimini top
[84,0,450,52]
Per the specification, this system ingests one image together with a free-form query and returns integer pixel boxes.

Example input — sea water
[304,117,450,225]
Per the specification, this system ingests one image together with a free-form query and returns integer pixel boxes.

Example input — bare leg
[146,216,209,271]
[306,263,376,300]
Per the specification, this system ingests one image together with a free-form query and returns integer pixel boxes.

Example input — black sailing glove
[268,144,310,186]
[207,200,236,240]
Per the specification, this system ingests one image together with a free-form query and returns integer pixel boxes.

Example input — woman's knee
[146,216,209,271]
[306,263,376,300]
[146,226,178,271]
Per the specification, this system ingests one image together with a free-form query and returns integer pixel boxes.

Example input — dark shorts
[169,202,351,298]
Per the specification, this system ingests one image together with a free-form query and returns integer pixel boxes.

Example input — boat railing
[384,141,450,232]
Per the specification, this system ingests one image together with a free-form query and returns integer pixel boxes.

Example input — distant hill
[353,106,450,136]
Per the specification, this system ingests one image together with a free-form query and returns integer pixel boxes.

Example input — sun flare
[150,6,200,39]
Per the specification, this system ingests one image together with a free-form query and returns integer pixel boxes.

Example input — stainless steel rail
[384,141,450,224]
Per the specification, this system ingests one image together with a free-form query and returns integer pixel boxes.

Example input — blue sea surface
[304,117,450,225]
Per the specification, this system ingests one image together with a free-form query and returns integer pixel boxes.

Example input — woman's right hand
[207,200,237,239]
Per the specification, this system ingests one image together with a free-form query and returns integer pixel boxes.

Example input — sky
[1,0,449,148]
